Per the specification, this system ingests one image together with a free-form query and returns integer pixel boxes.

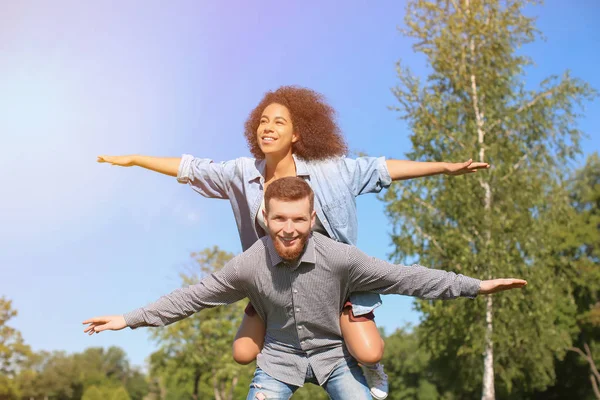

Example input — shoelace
[367,367,388,385]
[371,373,388,386]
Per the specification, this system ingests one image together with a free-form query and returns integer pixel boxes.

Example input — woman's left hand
[444,159,490,175]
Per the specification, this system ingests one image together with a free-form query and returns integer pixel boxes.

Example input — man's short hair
[264,177,314,213]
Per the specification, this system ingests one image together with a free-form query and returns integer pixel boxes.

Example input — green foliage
[385,0,596,396]
[0,297,31,400]
[528,153,600,400]
[81,385,103,400]
[149,246,253,399]
[291,383,329,399]
[111,386,132,400]
[82,385,131,400]
[13,346,148,400]
[382,326,450,400]
[124,369,149,400]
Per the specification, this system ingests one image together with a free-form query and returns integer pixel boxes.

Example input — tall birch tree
[384,1,596,398]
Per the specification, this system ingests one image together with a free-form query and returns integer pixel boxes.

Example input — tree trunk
[482,295,495,400]
[212,368,223,400]
[466,3,495,392]
[192,371,201,400]
[227,375,239,400]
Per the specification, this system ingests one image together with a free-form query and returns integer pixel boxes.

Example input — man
[83,177,526,400]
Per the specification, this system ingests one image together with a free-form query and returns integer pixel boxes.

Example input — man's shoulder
[232,237,269,270]
[312,232,354,256]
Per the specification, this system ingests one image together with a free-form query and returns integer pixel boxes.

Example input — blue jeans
[246,358,371,400]
[349,291,382,316]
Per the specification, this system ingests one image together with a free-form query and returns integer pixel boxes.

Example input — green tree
[81,385,104,400]
[111,386,132,400]
[149,246,252,400]
[81,385,131,400]
[291,383,329,399]
[0,297,31,400]
[384,0,596,398]
[124,369,149,400]
[15,347,148,400]
[382,326,451,400]
[567,153,600,399]
[533,153,600,400]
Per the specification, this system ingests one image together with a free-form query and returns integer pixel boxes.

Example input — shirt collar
[266,233,316,271]
[293,154,311,177]
[248,159,265,183]
[247,155,311,183]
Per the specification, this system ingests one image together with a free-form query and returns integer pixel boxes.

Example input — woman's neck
[265,150,296,183]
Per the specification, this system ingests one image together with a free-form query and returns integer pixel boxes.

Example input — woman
[98,86,488,400]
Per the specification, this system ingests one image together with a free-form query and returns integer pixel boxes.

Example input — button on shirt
[124,233,481,387]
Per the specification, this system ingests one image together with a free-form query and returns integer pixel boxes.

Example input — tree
[111,386,131,400]
[291,383,329,400]
[14,346,148,400]
[15,350,75,400]
[384,0,596,398]
[382,326,451,400]
[82,385,131,400]
[149,246,253,400]
[533,153,600,399]
[124,369,149,400]
[81,385,104,400]
[0,297,31,400]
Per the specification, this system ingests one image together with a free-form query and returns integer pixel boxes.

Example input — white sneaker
[361,363,389,399]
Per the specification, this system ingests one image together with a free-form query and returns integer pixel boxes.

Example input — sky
[1,0,598,369]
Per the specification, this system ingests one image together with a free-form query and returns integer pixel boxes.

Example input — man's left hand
[479,278,527,295]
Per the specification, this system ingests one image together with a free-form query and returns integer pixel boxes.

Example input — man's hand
[479,278,527,295]
[97,155,136,167]
[83,315,127,335]
[444,159,490,175]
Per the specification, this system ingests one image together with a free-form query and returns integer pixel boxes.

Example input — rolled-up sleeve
[176,154,231,199]
[346,247,481,300]
[123,260,247,329]
[338,156,392,196]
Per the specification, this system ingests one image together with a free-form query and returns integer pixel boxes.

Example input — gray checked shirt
[124,233,481,387]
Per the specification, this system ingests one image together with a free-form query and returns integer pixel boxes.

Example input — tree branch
[568,343,600,399]
[416,102,467,149]
[409,218,447,256]
[585,343,600,383]
[500,143,543,182]
[591,373,600,400]
[412,196,475,243]
[487,86,561,134]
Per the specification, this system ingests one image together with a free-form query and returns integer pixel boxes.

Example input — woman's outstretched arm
[97,155,181,177]
[385,158,489,181]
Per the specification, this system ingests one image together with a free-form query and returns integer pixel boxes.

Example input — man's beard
[271,232,309,262]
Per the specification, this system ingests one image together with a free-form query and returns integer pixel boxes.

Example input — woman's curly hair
[244,86,348,160]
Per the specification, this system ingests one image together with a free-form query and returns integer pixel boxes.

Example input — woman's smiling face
[256,103,298,157]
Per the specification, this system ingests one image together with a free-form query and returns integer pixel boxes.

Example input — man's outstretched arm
[346,247,526,299]
[82,260,246,334]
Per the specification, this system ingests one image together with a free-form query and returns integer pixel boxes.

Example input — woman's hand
[444,159,490,175]
[97,155,137,167]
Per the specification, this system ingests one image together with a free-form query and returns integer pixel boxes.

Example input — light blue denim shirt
[177,153,392,315]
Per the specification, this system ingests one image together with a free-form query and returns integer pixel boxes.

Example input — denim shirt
[177,153,392,314]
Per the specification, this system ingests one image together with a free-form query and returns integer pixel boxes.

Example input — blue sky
[1,0,598,368]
